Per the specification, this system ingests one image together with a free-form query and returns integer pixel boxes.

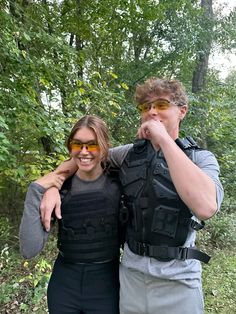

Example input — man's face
[138,93,187,139]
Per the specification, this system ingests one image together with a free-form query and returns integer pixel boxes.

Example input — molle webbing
[120,138,210,263]
[58,175,121,263]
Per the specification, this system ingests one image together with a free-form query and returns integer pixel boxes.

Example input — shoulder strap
[133,139,147,151]
[175,136,200,150]
[60,176,73,197]
[104,162,120,181]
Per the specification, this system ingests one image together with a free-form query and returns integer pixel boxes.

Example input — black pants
[47,255,120,314]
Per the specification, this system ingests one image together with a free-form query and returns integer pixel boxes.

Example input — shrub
[197,211,236,250]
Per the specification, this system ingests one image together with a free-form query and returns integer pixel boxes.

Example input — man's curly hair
[134,77,188,107]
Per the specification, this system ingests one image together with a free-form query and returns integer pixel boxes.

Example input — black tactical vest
[57,172,121,263]
[119,137,210,263]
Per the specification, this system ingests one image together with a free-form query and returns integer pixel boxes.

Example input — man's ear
[179,105,188,120]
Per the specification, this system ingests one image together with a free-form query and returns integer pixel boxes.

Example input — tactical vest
[57,172,121,263]
[119,137,210,263]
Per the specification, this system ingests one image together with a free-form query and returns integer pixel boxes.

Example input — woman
[19,115,121,314]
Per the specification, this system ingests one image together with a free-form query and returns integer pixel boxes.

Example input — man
[40,77,223,314]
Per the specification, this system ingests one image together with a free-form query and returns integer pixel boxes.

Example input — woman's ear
[100,153,105,162]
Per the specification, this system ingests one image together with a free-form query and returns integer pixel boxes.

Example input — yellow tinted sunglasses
[137,99,175,113]
[70,140,100,153]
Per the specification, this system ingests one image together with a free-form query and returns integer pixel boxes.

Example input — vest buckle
[138,242,149,256]
[179,247,188,260]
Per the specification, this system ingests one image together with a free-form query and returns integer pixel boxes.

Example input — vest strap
[181,218,205,231]
[175,136,200,150]
[128,239,210,264]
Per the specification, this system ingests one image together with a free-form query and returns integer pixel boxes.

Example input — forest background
[0,0,235,313]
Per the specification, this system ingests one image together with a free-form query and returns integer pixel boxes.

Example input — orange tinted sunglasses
[70,140,100,153]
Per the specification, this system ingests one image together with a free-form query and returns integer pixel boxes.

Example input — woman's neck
[76,166,103,181]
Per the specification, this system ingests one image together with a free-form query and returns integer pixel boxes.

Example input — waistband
[58,252,115,265]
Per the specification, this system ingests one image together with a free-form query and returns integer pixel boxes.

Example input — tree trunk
[192,0,213,93]
[75,0,84,78]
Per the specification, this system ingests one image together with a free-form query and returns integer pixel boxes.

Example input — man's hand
[38,160,77,232]
[138,119,169,149]
[40,187,61,232]
[35,170,68,190]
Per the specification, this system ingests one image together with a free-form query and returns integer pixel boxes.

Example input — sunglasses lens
[86,144,99,152]
[137,103,150,113]
[70,143,83,152]
[154,101,170,110]
[137,100,171,113]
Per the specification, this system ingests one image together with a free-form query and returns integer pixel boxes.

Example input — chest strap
[128,239,210,264]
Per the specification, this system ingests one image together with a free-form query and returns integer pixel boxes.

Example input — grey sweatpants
[119,263,204,314]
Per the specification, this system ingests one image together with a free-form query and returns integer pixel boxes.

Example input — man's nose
[149,104,159,114]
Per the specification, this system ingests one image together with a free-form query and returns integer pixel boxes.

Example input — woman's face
[70,127,103,180]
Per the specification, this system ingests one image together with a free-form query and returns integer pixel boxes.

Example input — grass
[203,249,236,314]
[1,215,236,313]
[1,244,235,313]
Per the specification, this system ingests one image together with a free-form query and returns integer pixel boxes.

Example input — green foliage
[0,217,57,313]
[0,217,12,244]
[180,73,236,208]
[203,250,236,314]
[1,216,235,313]
[197,212,236,251]
[0,0,235,220]
[0,247,50,313]
[208,213,236,248]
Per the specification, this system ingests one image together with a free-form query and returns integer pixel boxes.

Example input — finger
[138,126,146,138]
[137,128,142,139]
[44,219,51,232]
[54,201,62,219]
[141,127,148,139]
[54,182,62,190]
[54,176,63,189]
[58,174,66,184]
[40,203,53,232]
[43,210,54,232]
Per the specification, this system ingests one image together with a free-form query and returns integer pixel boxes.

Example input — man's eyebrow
[146,98,171,104]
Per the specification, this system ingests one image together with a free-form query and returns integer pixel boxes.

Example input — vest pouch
[125,201,138,232]
[153,178,178,199]
[120,166,146,187]
[151,205,179,238]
